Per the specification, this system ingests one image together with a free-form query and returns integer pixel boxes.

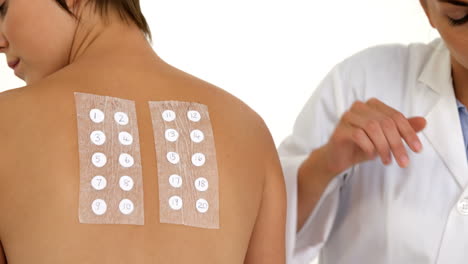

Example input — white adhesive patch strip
[149,101,220,229]
[75,92,144,225]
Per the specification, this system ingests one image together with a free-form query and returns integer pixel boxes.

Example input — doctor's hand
[324,98,427,174]
[296,98,426,230]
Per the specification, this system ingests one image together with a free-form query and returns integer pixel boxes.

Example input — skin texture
[297,0,468,230]
[0,0,286,263]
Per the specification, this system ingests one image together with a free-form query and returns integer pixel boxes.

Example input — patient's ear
[420,0,436,28]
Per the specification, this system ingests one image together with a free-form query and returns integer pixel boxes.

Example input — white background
[0,0,438,146]
[0,1,440,263]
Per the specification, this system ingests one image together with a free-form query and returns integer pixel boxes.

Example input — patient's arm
[0,240,6,264]
[244,135,286,264]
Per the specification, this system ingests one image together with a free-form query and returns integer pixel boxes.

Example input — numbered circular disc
[196,198,209,213]
[194,177,209,192]
[167,152,180,165]
[119,199,135,215]
[190,129,205,143]
[114,112,129,126]
[119,176,134,191]
[90,130,106,146]
[187,110,201,122]
[89,109,105,123]
[165,129,179,142]
[119,153,135,168]
[118,131,134,146]
[91,199,107,215]
[191,153,206,167]
[91,152,107,168]
[169,196,183,211]
[162,110,176,122]
[169,174,183,188]
[91,175,107,191]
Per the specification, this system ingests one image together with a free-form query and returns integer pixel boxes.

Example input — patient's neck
[68,10,158,69]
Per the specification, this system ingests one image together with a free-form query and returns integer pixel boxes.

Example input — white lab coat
[279,38,468,264]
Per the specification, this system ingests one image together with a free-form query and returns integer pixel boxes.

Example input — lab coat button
[457,197,468,215]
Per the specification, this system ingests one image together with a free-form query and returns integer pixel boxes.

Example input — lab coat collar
[418,39,468,189]
[418,39,452,95]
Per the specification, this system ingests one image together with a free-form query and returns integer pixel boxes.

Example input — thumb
[408,117,427,132]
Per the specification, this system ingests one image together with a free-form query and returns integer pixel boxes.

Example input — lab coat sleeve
[278,61,358,263]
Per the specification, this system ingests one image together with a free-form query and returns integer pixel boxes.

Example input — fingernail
[414,141,422,152]
[384,156,392,165]
[400,155,409,168]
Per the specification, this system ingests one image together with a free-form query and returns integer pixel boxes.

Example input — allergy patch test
[74,93,220,229]
[75,92,144,225]
[149,101,220,229]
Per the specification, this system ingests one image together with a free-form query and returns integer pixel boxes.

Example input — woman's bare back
[0,47,286,263]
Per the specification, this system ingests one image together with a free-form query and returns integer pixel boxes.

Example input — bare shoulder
[0,87,31,191]
[0,86,30,253]
[0,83,55,188]
[0,86,28,119]
[198,82,279,169]
[0,83,51,124]
[0,87,28,156]
[165,64,279,165]
[0,84,42,143]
